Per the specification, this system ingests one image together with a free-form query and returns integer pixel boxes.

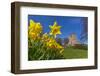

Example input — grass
[63,47,88,59]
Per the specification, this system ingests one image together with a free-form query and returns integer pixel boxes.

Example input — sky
[28,15,88,42]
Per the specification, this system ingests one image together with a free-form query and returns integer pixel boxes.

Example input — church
[67,33,80,46]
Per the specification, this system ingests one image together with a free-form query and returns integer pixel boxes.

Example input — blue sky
[28,15,87,42]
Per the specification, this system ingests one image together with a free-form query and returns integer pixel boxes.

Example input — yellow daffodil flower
[46,38,56,48]
[28,19,42,40]
[29,20,42,34]
[35,22,42,34]
[46,37,64,49]
[29,31,38,40]
[29,19,36,30]
[42,33,49,42]
[49,21,61,38]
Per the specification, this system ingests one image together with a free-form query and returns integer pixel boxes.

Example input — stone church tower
[68,33,80,46]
